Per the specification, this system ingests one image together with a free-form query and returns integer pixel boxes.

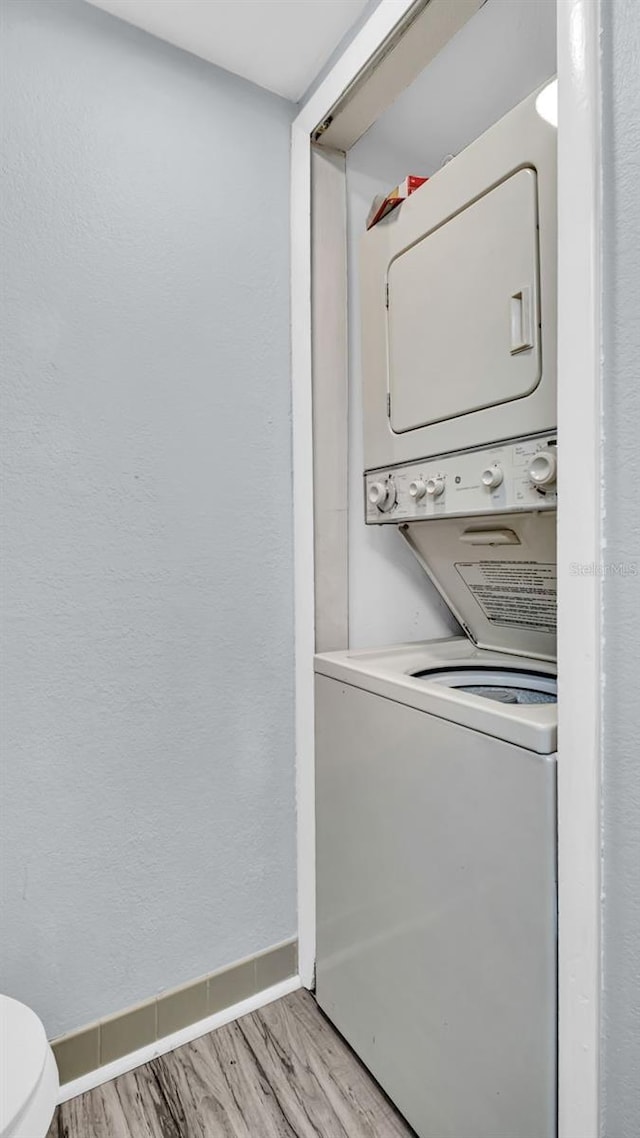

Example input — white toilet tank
[0,996,59,1138]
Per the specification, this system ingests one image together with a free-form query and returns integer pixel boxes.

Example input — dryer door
[387,168,541,434]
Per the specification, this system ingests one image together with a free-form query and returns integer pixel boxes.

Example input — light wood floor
[48,989,416,1137]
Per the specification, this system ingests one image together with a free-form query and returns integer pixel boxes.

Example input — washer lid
[0,995,49,1132]
[400,511,557,661]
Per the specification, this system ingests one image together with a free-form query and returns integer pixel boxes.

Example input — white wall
[600,0,640,1130]
[0,0,295,1038]
[346,0,556,649]
[347,142,458,648]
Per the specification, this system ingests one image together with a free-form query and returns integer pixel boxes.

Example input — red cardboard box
[366,175,428,230]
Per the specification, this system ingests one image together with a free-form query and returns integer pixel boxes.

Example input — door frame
[290,2,603,1135]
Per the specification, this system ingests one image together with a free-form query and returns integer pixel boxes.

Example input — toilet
[0,996,59,1138]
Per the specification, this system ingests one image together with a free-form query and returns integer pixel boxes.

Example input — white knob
[408,479,427,501]
[425,475,445,498]
[529,450,557,488]
[481,463,503,490]
[368,479,396,512]
[368,481,386,506]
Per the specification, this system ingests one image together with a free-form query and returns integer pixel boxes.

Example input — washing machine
[315,636,557,1138]
[315,435,558,1138]
[314,82,558,1137]
[316,421,555,1138]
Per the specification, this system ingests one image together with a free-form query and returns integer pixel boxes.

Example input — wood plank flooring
[48,990,416,1137]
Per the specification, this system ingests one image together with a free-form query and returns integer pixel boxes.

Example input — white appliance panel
[315,671,557,1138]
[365,434,557,523]
[388,169,541,434]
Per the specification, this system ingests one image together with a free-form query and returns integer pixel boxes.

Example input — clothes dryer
[361,84,557,472]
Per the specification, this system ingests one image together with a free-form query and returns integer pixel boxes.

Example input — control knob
[529,450,557,489]
[425,475,445,498]
[368,479,397,512]
[408,479,427,501]
[481,463,503,490]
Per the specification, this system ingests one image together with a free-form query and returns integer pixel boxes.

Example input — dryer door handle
[510,286,534,354]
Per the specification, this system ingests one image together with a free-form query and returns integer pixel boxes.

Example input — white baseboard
[57,974,302,1104]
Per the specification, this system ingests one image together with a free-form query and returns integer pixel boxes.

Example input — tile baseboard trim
[54,938,299,1101]
[58,975,301,1104]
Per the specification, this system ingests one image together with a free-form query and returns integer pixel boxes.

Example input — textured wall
[600,0,640,1132]
[0,0,295,1038]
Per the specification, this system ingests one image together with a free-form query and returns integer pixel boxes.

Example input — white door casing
[291,2,603,1135]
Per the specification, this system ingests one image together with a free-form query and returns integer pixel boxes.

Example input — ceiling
[84,0,371,102]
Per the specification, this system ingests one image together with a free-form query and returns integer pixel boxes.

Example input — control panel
[365,435,557,523]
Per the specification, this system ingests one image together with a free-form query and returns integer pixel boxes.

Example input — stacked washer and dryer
[315,87,558,1138]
